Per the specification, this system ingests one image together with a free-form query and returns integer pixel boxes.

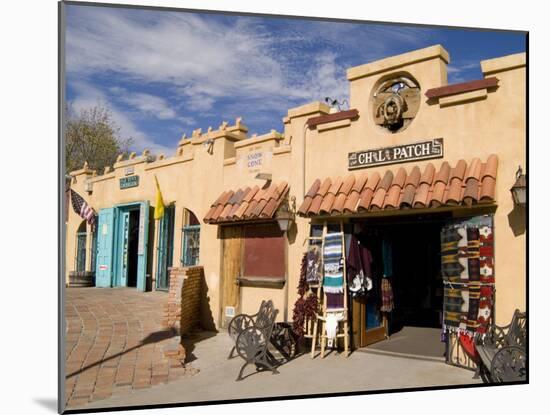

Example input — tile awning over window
[298,155,498,217]
[204,182,289,224]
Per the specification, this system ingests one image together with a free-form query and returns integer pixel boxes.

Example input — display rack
[310,221,350,358]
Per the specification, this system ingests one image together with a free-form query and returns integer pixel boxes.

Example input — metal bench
[475,309,526,382]
[227,300,280,381]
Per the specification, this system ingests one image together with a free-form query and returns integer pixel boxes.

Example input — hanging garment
[346,234,373,297]
[323,233,344,294]
[325,312,344,348]
[380,278,394,312]
[382,238,393,277]
[305,245,322,284]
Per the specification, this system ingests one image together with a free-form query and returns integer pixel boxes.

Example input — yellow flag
[154,175,165,220]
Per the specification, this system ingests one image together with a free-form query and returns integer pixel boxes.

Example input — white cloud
[68,81,173,156]
[66,7,430,118]
[113,89,177,120]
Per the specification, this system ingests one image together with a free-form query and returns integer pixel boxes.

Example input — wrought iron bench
[475,309,526,383]
[227,300,280,381]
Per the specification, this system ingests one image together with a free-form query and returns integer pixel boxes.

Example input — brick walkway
[64,287,192,409]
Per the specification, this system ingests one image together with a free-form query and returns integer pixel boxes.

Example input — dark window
[76,232,87,272]
[181,208,200,266]
[242,223,285,278]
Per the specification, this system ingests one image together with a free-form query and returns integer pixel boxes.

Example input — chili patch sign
[348,138,443,170]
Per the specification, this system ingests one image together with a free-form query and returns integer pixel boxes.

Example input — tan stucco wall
[66,45,526,328]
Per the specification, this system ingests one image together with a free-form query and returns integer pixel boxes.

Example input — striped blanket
[323,233,344,294]
[442,215,494,336]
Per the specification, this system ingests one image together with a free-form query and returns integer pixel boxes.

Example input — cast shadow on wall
[507,205,526,236]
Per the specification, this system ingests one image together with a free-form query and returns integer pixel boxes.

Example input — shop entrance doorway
[351,214,448,358]
[95,201,150,291]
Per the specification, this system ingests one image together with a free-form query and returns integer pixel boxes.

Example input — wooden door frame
[219,225,243,328]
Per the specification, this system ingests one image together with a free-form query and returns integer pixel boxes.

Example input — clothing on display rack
[380,278,394,312]
[323,233,344,294]
[346,234,373,297]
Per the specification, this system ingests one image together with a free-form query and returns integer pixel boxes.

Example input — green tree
[65,104,133,175]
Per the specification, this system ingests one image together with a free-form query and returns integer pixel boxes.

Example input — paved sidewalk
[76,330,482,410]
[64,287,194,409]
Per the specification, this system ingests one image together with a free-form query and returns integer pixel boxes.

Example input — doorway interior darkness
[352,213,449,351]
[126,209,140,287]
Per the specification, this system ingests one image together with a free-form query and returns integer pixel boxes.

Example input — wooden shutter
[242,223,285,278]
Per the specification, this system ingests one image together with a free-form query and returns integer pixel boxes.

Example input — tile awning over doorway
[298,155,498,217]
[204,182,289,224]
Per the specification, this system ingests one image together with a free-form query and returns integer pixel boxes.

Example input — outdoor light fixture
[276,195,296,232]
[510,166,527,207]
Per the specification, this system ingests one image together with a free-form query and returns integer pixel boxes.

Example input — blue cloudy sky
[65,4,526,155]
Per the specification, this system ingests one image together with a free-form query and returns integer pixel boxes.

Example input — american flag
[70,189,96,228]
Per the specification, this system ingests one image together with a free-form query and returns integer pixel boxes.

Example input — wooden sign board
[120,175,139,189]
[348,138,443,170]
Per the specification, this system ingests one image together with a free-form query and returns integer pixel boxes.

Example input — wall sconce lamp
[510,166,527,207]
[276,194,296,232]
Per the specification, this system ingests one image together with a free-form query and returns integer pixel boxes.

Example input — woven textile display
[441,215,494,336]
[323,233,344,294]
[305,245,322,284]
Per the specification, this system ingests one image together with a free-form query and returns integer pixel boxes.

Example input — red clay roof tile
[405,166,421,187]
[365,172,381,191]
[340,174,356,196]
[204,205,217,222]
[480,176,496,201]
[317,178,332,197]
[483,154,498,179]
[319,192,337,214]
[463,177,480,204]
[434,161,451,184]
[204,181,289,224]
[352,172,369,193]
[357,187,374,211]
[233,201,250,220]
[308,195,324,216]
[450,159,467,180]
[430,181,447,207]
[343,191,361,213]
[400,185,416,208]
[331,193,347,214]
[262,198,279,218]
[420,163,436,185]
[305,179,321,198]
[327,176,344,196]
[465,158,482,181]
[243,186,259,203]
[413,182,430,208]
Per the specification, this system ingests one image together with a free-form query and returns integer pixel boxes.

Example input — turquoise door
[136,201,150,291]
[95,208,115,287]
[156,205,175,290]
[119,211,130,287]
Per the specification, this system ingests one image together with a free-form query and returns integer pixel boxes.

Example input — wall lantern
[276,195,296,232]
[510,166,527,207]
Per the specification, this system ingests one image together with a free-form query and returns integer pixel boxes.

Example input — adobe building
[65,45,526,362]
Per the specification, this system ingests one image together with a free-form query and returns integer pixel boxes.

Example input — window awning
[204,181,289,224]
[298,155,498,217]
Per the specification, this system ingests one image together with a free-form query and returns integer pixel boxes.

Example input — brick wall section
[162,266,204,363]
[179,266,203,335]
